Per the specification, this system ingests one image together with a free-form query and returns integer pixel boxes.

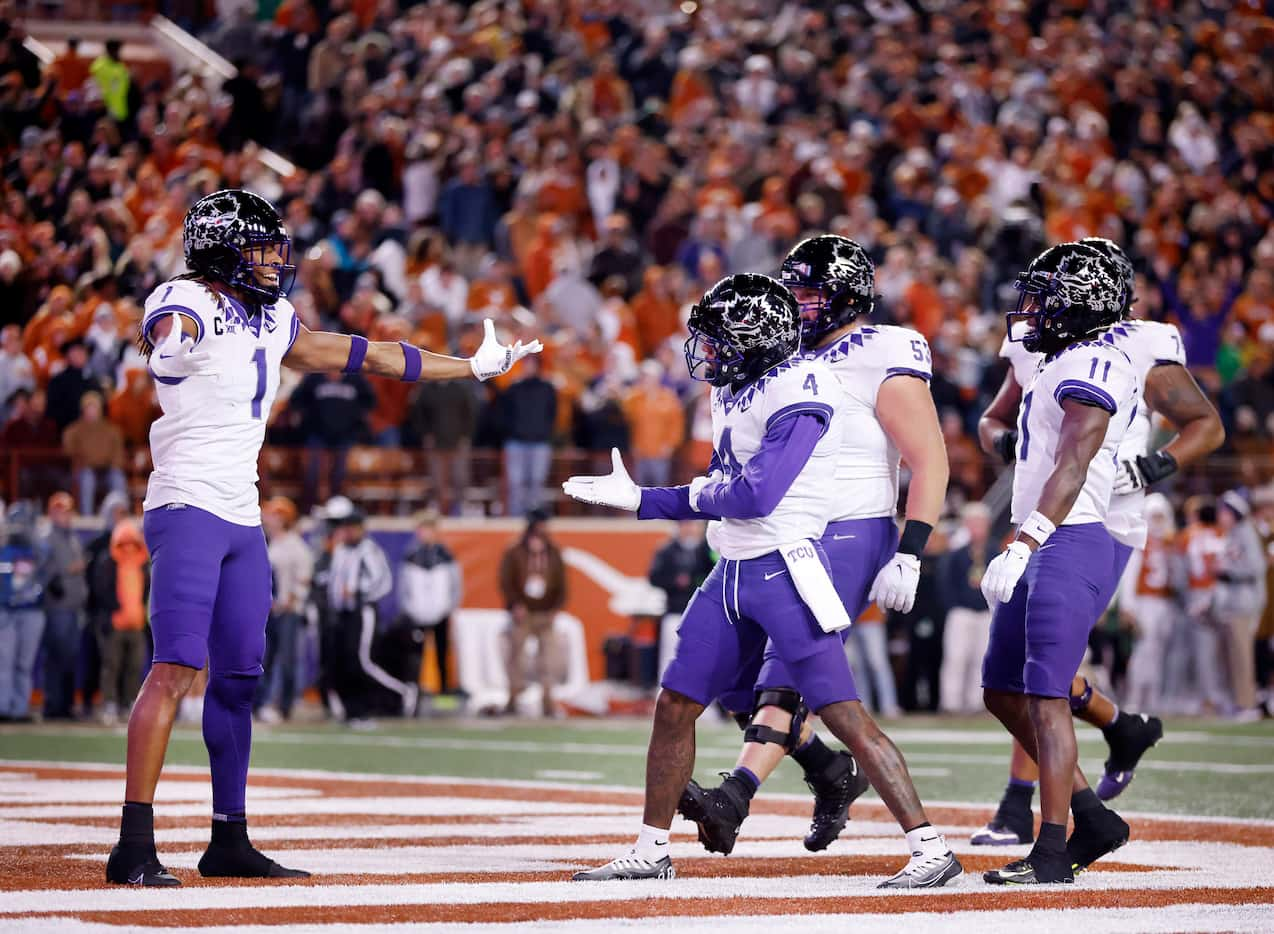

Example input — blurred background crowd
[2,0,1272,519]
[1,1,1272,724]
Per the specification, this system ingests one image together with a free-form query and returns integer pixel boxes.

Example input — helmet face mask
[1008,243,1123,356]
[684,274,801,390]
[184,190,297,303]
[780,235,875,349]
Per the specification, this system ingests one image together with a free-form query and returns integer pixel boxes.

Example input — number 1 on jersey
[250,348,266,419]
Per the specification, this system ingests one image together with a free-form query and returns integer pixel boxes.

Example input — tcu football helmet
[1009,242,1124,356]
[685,274,801,389]
[1079,236,1135,318]
[780,235,875,348]
[183,189,296,303]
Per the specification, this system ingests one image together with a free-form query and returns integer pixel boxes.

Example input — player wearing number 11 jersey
[107,189,542,887]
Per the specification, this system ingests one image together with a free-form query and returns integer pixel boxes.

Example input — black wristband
[898,519,933,557]
[1137,450,1178,485]
[994,429,1018,464]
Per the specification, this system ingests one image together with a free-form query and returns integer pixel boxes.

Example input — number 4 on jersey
[803,373,819,395]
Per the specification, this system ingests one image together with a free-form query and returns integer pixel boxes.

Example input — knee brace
[1069,677,1093,713]
[743,688,808,753]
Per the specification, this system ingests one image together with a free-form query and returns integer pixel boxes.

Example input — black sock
[1004,780,1035,810]
[1070,787,1103,821]
[1035,821,1066,855]
[120,801,155,851]
[791,735,837,776]
[210,815,250,846]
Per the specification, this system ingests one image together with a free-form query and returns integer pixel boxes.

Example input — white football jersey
[709,355,845,560]
[141,279,300,526]
[1001,319,1184,546]
[807,324,933,521]
[1009,339,1139,527]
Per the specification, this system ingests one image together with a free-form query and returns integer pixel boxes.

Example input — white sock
[633,824,670,862]
[905,824,947,858]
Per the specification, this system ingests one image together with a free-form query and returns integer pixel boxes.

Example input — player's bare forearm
[1143,363,1225,466]
[1022,400,1110,549]
[284,325,471,380]
[977,372,1022,457]
[879,376,948,525]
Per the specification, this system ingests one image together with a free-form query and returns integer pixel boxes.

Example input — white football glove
[470,318,544,381]
[1112,459,1144,496]
[980,540,1033,605]
[868,552,921,614]
[149,311,218,380]
[688,470,724,511]
[561,447,641,511]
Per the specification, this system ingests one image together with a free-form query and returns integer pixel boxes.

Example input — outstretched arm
[284,319,541,382]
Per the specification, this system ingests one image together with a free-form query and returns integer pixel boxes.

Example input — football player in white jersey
[973,238,1223,847]
[676,235,950,858]
[563,274,959,888]
[977,241,1143,885]
[107,190,541,887]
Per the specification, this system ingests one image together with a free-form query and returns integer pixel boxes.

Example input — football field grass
[3,714,1272,820]
[3,714,1274,932]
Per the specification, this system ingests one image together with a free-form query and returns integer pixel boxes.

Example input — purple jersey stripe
[884,366,933,382]
[764,401,833,438]
[143,304,206,345]
[1054,379,1116,414]
[287,314,301,353]
[149,369,186,385]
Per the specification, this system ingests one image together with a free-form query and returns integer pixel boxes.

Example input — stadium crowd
[1,1,1273,519]
[1,2,1273,722]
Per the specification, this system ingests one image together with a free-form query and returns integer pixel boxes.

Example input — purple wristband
[344,334,369,375]
[400,341,423,382]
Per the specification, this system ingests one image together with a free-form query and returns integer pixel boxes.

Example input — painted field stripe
[10,903,1274,934]
[14,886,1274,928]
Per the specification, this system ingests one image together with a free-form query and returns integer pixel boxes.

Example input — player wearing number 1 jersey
[107,190,542,887]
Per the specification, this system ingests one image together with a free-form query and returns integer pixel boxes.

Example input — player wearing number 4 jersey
[676,236,950,866]
[974,238,1223,849]
[108,190,541,888]
[563,274,959,889]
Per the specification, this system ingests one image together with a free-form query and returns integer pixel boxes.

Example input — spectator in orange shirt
[48,38,91,98]
[900,263,943,340]
[622,360,685,487]
[630,265,682,358]
[108,369,160,447]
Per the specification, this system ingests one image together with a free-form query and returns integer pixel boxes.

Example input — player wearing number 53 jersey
[562,274,958,889]
[108,190,542,888]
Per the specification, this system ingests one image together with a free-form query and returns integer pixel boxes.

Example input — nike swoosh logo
[833,534,856,540]
[920,835,939,843]
[128,873,144,884]
[764,570,788,580]
[158,353,175,360]
[654,841,668,847]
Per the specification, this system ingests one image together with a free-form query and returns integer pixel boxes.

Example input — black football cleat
[676,775,750,855]
[1097,713,1163,800]
[106,845,181,887]
[1067,807,1130,873]
[983,850,1074,885]
[198,821,310,879]
[803,750,870,852]
[970,797,1035,846]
